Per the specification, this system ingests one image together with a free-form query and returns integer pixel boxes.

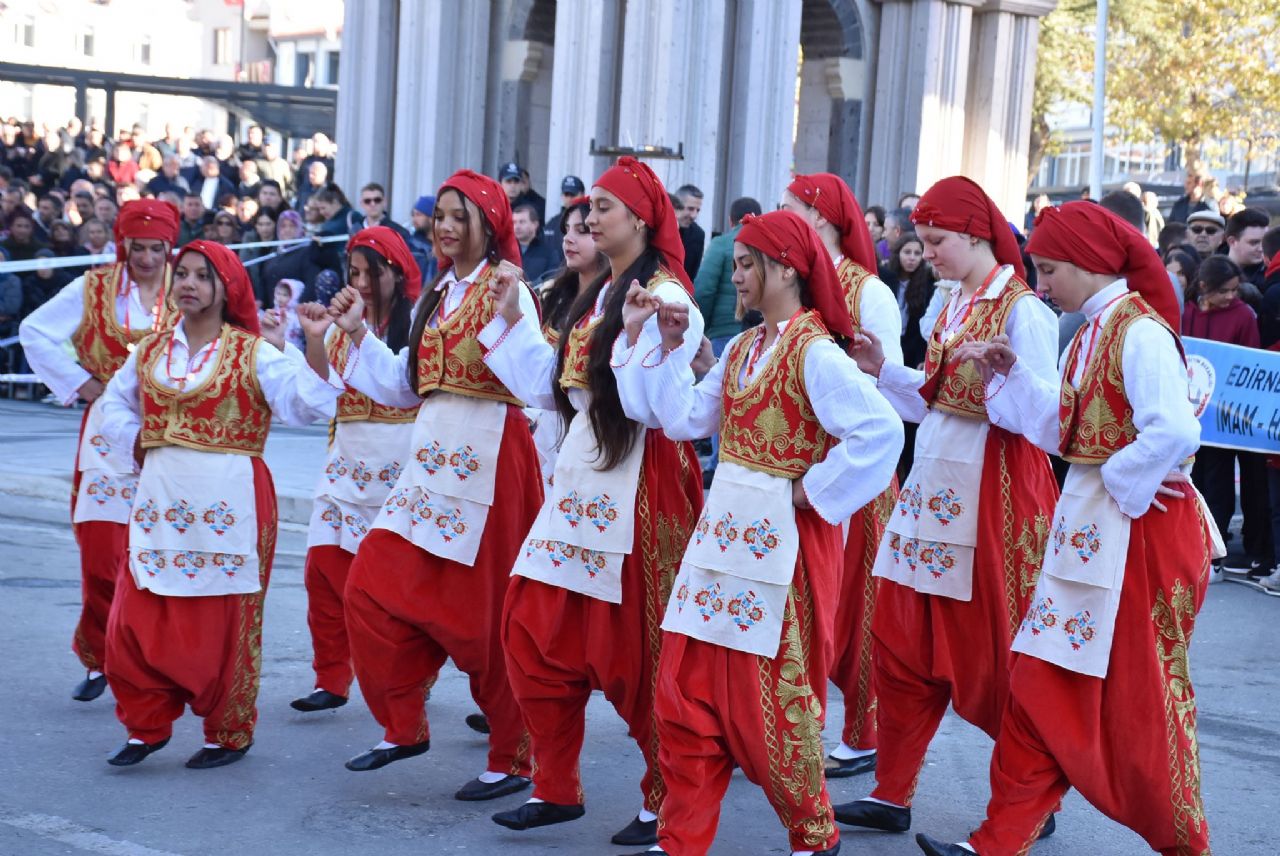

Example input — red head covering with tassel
[435,170,521,271]
[593,156,693,293]
[1026,201,1181,332]
[736,210,855,340]
[911,176,1026,280]
[787,172,879,274]
[347,226,423,301]
[114,198,180,263]
[175,240,260,335]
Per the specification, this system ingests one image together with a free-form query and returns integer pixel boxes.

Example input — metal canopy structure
[0,62,336,139]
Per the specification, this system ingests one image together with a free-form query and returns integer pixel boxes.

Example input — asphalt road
[0,399,1276,855]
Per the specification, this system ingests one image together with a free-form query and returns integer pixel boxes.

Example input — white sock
[957,844,976,853]
[477,770,509,784]
[374,740,399,750]
[863,796,906,809]
[202,742,221,749]
[88,670,104,680]
[525,797,544,805]
[829,742,876,761]
[638,808,657,823]
[793,851,814,856]
[126,738,144,745]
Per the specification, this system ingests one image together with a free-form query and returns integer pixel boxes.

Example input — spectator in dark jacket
[675,184,705,279]
[1,209,47,262]
[260,209,316,303]
[19,248,72,320]
[1226,207,1270,289]
[345,182,412,243]
[1170,168,1213,225]
[0,248,21,339]
[693,196,761,353]
[308,185,352,287]
[1257,226,1280,347]
[407,195,437,285]
[147,154,191,197]
[512,201,557,283]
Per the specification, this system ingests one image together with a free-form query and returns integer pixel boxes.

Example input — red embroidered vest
[137,326,272,456]
[71,263,176,382]
[415,265,522,406]
[1059,293,1179,464]
[328,329,417,424]
[918,277,1033,420]
[836,257,875,330]
[559,270,674,391]
[718,310,835,479]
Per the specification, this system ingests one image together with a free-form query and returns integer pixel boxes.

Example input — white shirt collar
[1080,278,1129,321]
[434,259,489,291]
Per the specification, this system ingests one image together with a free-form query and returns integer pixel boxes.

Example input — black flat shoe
[186,744,250,769]
[107,738,169,766]
[290,689,348,712]
[611,815,658,845]
[73,673,107,702]
[465,713,491,734]
[491,801,585,830]
[344,740,430,771]
[833,799,911,832]
[824,752,877,778]
[915,833,971,855]
[1038,813,1056,839]
[455,774,532,801]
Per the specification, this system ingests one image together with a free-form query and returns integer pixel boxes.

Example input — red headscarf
[347,226,423,301]
[114,198,180,262]
[787,172,879,274]
[1266,252,1280,282]
[1026,201,1181,332]
[175,240,260,335]
[911,176,1026,280]
[593,156,693,293]
[435,169,521,271]
[736,210,855,340]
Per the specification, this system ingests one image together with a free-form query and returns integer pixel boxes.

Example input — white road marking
[0,812,184,856]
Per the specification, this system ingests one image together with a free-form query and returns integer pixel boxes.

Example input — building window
[326,51,340,85]
[295,52,314,87]
[137,37,152,65]
[79,27,94,57]
[17,16,35,47]
[213,28,233,65]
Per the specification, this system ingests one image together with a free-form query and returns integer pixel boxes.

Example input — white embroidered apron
[662,462,798,658]
[128,446,260,596]
[512,409,645,603]
[1011,465,1130,677]
[874,412,987,601]
[307,419,412,553]
[374,392,506,566]
[74,397,139,524]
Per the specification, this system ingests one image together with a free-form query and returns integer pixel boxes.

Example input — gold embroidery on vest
[837,258,874,330]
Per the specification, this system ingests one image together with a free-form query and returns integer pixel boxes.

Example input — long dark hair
[552,246,663,470]
[541,199,602,335]
[1162,248,1199,301]
[743,246,851,350]
[404,188,500,393]
[350,245,412,353]
[1191,255,1242,303]
[884,234,935,317]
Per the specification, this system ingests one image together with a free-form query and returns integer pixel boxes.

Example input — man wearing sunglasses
[1187,210,1226,259]
[346,181,411,243]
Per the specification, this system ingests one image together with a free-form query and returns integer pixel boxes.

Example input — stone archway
[795,0,870,191]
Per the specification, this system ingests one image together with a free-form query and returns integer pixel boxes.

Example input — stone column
[865,0,978,208]
[962,0,1055,221]
[544,0,624,219]
[722,0,803,222]
[389,0,494,221]
[333,0,398,192]
[615,0,730,220]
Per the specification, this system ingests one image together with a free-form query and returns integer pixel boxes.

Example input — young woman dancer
[833,177,1060,836]
[19,199,180,701]
[325,170,541,802]
[97,240,340,768]
[782,171,902,779]
[615,209,902,855]
[482,157,704,848]
[290,227,420,713]
[915,202,1218,856]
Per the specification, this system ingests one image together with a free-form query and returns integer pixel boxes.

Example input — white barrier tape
[0,234,350,275]
[0,375,40,383]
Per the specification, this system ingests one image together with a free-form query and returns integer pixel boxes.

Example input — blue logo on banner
[1184,337,1280,453]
